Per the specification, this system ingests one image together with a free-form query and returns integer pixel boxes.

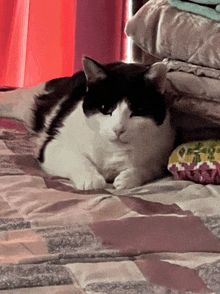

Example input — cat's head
[81,57,170,143]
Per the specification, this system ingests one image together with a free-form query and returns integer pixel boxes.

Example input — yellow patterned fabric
[168,141,220,184]
[169,141,220,164]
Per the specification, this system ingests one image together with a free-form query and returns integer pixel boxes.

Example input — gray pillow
[125,0,220,70]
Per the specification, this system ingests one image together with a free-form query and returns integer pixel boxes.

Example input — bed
[1,0,220,293]
[0,117,219,294]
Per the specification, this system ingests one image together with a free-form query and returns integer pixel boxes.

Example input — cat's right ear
[144,62,167,94]
[82,57,107,85]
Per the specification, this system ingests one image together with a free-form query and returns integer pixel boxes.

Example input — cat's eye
[99,104,113,115]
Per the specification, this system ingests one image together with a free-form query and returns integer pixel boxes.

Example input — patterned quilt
[0,118,219,294]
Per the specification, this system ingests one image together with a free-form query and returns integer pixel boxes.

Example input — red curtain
[74,0,127,72]
[0,0,127,88]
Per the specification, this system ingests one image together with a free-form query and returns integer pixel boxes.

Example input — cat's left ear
[82,57,107,85]
[144,62,167,94]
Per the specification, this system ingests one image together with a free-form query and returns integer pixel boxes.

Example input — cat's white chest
[42,102,136,180]
[95,144,133,181]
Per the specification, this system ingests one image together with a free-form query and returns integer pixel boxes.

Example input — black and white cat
[0,57,175,190]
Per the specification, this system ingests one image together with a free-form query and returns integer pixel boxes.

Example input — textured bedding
[0,119,220,293]
[126,0,220,141]
[165,60,220,130]
[125,0,220,69]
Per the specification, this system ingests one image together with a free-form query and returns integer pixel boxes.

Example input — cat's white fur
[41,99,175,189]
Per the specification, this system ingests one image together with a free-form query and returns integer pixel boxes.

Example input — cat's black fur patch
[83,62,167,124]
[35,61,168,163]
[33,72,86,133]
[36,73,86,162]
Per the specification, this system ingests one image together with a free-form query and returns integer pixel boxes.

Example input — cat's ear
[82,57,107,84]
[144,62,167,94]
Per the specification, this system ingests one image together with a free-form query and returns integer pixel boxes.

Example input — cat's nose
[113,128,125,137]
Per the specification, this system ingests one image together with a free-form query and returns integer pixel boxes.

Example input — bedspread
[0,119,220,293]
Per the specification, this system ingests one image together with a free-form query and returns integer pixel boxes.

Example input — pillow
[168,140,220,184]
[169,0,220,22]
[163,60,220,128]
[125,0,220,70]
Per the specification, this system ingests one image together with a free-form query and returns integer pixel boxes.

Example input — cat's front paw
[73,172,106,190]
[113,169,142,190]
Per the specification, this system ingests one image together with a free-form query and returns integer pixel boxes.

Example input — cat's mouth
[110,137,130,145]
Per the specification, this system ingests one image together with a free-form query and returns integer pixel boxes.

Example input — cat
[0,57,175,190]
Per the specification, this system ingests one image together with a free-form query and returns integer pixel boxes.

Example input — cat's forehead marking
[115,99,128,108]
[112,99,130,115]
[119,99,128,107]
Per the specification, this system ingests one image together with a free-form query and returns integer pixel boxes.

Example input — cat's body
[0,58,175,190]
